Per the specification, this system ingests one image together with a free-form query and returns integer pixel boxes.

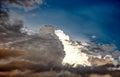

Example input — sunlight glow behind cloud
[55,30,91,67]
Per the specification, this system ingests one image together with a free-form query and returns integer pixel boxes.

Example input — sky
[7,0,120,48]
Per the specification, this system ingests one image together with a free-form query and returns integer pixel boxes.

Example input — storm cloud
[0,25,120,77]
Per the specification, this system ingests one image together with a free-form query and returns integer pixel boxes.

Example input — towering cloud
[55,30,91,67]
[55,29,120,67]
[0,25,120,77]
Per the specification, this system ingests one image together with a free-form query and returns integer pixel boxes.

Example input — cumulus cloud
[0,26,120,77]
[1,0,43,10]
[55,29,120,67]
[55,30,91,67]
[0,0,43,35]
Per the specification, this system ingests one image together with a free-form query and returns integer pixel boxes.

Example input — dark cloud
[0,0,43,36]
[10,25,65,65]
[0,48,27,59]
[0,7,24,35]
[1,0,43,10]
[0,26,120,77]
[0,59,32,72]
[0,0,119,77]
[91,55,114,66]
[81,42,120,59]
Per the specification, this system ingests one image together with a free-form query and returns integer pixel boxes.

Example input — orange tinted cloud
[0,48,28,59]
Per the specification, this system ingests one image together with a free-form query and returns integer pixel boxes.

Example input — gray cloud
[80,42,120,66]
[0,0,43,34]
[0,48,27,59]
[91,55,115,66]
[0,25,120,77]
[82,42,120,57]
[1,0,43,10]
[0,10,24,34]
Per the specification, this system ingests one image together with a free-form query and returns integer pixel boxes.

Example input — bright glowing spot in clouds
[91,35,96,39]
[55,30,91,67]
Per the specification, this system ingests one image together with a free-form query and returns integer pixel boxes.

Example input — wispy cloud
[1,0,43,10]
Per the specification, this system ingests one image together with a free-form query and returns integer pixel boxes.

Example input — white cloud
[55,30,91,67]
[55,29,120,67]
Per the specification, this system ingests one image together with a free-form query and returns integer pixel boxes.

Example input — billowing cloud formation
[0,0,43,34]
[55,30,91,67]
[55,29,120,67]
[1,0,43,10]
[0,25,120,77]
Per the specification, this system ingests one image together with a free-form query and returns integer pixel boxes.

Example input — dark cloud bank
[0,0,120,77]
[0,25,120,77]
